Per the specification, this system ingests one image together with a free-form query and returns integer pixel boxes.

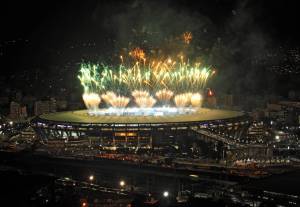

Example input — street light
[89,175,94,182]
[163,191,169,198]
[119,180,125,187]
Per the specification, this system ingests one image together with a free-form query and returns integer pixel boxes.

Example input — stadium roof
[39,108,244,124]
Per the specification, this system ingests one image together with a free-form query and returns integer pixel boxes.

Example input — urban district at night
[1,0,300,206]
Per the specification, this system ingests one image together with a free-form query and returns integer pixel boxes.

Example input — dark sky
[1,0,299,43]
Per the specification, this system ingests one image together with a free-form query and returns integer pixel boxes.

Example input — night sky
[1,1,300,42]
[1,0,300,97]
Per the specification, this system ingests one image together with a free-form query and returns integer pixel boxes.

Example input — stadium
[31,43,250,151]
[31,108,248,150]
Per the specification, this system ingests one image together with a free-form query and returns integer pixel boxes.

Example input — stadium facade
[31,109,249,149]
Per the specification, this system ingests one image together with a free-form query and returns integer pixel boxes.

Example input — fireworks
[78,64,102,94]
[155,89,174,104]
[184,92,193,105]
[78,58,214,95]
[82,93,101,110]
[78,40,215,113]
[131,90,157,108]
[135,96,157,108]
[101,91,117,106]
[110,96,130,108]
[174,94,189,107]
[183,32,192,44]
[132,90,150,99]
[191,93,203,107]
[101,91,129,108]
[129,47,146,62]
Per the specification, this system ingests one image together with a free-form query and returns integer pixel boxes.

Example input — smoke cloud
[90,0,276,95]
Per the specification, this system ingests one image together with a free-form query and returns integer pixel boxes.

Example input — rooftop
[38,108,244,124]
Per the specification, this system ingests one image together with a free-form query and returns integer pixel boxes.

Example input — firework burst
[135,96,157,108]
[110,96,130,108]
[78,59,214,95]
[183,32,192,44]
[132,90,150,99]
[155,89,174,104]
[82,93,101,110]
[101,91,117,106]
[191,93,203,107]
[174,94,189,107]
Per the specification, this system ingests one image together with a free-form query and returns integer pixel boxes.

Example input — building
[34,99,56,116]
[265,101,300,125]
[250,109,265,121]
[20,126,37,140]
[218,94,233,109]
[246,122,271,143]
[9,101,27,119]
[56,100,68,110]
[223,94,233,107]
[31,109,247,155]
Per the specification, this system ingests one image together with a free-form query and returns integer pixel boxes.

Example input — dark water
[0,169,238,207]
[1,151,300,206]
[2,169,300,207]
[0,170,55,206]
[246,170,300,196]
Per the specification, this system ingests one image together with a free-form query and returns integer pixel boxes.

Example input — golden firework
[155,89,174,103]
[110,96,130,108]
[174,94,189,107]
[82,93,101,110]
[135,96,157,108]
[183,32,192,44]
[129,47,146,62]
[191,93,203,107]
